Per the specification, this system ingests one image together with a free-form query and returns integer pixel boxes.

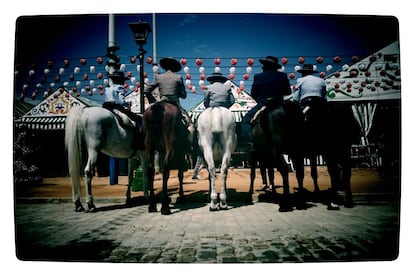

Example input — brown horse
[143,101,191,215]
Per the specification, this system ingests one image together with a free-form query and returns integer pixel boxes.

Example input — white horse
[197,107,237,211]
[65,106,146,212]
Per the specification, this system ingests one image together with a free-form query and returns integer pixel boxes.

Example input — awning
[16,116,66,130]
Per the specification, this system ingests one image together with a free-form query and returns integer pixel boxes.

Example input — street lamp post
[129,19,152,114]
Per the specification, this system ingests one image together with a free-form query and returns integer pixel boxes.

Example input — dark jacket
[251,69,291,105]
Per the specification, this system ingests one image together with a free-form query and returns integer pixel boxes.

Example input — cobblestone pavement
[15,199,399,263]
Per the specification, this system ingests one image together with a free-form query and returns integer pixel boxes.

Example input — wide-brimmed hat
[160,57,181,72]
[297,64,317,74]
[107,71,129,83]
[206,72,228,83]
[259,56,282,69]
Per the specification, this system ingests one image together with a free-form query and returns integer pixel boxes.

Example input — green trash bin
[132,166,144,192]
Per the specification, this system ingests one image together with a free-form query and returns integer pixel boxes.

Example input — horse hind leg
[219,149,232,210]
[84,149,98,212]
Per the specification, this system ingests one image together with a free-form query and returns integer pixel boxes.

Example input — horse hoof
[261,184,269,191]
[75,205,85,212]
[161,208,171,215]
[86,203,97,213]
[148,205,157,213]
[279,204,293,212]
[209,205,220,212]
[220,204,228,210]
[327,202,340,210]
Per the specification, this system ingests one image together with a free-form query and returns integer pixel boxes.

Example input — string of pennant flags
[14,51,400,102]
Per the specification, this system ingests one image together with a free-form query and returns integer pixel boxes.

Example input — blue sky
[14,13,399,110]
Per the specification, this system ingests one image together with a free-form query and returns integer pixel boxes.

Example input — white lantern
[120,64,126,71]
[199,66,205,73]
[130,77,137,84]
[63,81,69,87]
[44,68,50,75]
[326,65,333,72]
[76,81,81,87]
[184,66,190,73]
[185,79,191,85]
[90,66,96,73]
[89,80,95,86]
[246,67,252,74]
[214,67,221,73]
[74,67,80,74]
[229,67,236,74]
[294,65,301,72]
[342,64,349,71]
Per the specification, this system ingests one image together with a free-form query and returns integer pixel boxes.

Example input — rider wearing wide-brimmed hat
[241,56,291,151]
[145,57,186,104]
[204,72,235,109]
[144,57,194,142]
[292,64,327,111]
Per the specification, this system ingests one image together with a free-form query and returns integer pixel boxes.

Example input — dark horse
[249,100,359,211]
[143,101,191,215]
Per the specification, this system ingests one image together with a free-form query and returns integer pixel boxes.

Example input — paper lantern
[29,70,35,76]
[281,57,288,65]
[247,58,254,66]
[231,58,238,66]
[352,56,359,63]
[342,64,349,71]
[54,75,60,82]
[96,56,104,64]
[333,56,341,63]
[143,72,148,78]
[184,66,190,73]
[80,58,87,65]
[191,86,196,93]
[199,80,205,86]
[97,72,103,79]
[199,66,205,73]
[214,67,221,73]
[246,67,252,74]
[76,81,81,87]
[119,64,126,71]
[74,67,80,74]
[130,77,136,84]
[214,58,221,65]
[187,84,193,90]
[229,67,236,74]
[298,56,305,64]
[196,58,203,66]
[63,81,69,87]
[289,73,296,79]
[146,56,153,64]
[44,68,50,75]
[228,73,234,80]
[185,79,191,85]
[63,59,70,67]
[180,58,187,65]
[72,87,77,92]
[243,74,249,80]
[90,66,96,73]
[98,84,103,90]
[89,80,95,86]
[316,56,324,64]
[50,83,55,88]
[83,73,88,80]
[186,73,191,80]
[200,73,206,80]
[130,56,137,64]
[294,65,301,72]
[326,65,333,72]
[152,65,159,73]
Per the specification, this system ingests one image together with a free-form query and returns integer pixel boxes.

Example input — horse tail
[65,106,85,192]
[150,102,164,136]
[211,107,222,133]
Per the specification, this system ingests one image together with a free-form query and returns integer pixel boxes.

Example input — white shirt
[293,75,327,102]
[104,84,126,104]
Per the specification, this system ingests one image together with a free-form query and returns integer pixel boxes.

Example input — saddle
[112,109,137,129]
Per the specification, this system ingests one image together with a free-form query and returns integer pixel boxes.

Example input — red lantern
[54,76,60,82]
[146,56,153,64]
[80,58,87,65]
[243,74,249,80]
[201,84,207,90]
[186,73,191,80]
[180,58,187,65]
[281,57,288,65]
[319,72,326,78]
[200,73,206,80]
[289,72,296,79]
[298,57,305,64]
[130,56,137,64]
[334,72,341,78]
[47,61,54,68]
[82,73,88,80]
[127,71,132,77]
[72,87,77,92]
[333,56,342,63]
[231,58,238,66]
[196,58,203,66]
[187,84,193,90]
[143,72,148,78]
[247,58,254,66]
[316,56,324,64]
[97,72,103,79]
[98,84,103,90]
[96,57,104,64]
[69,74,75,81]
[214,58,221,65]
[228,73,234,80]
[100,90,104,95]
[136,82,141,88]
[63,59,70,67]
[85,85,91,91]
[88,91,93,96]
[352,56,360,63]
